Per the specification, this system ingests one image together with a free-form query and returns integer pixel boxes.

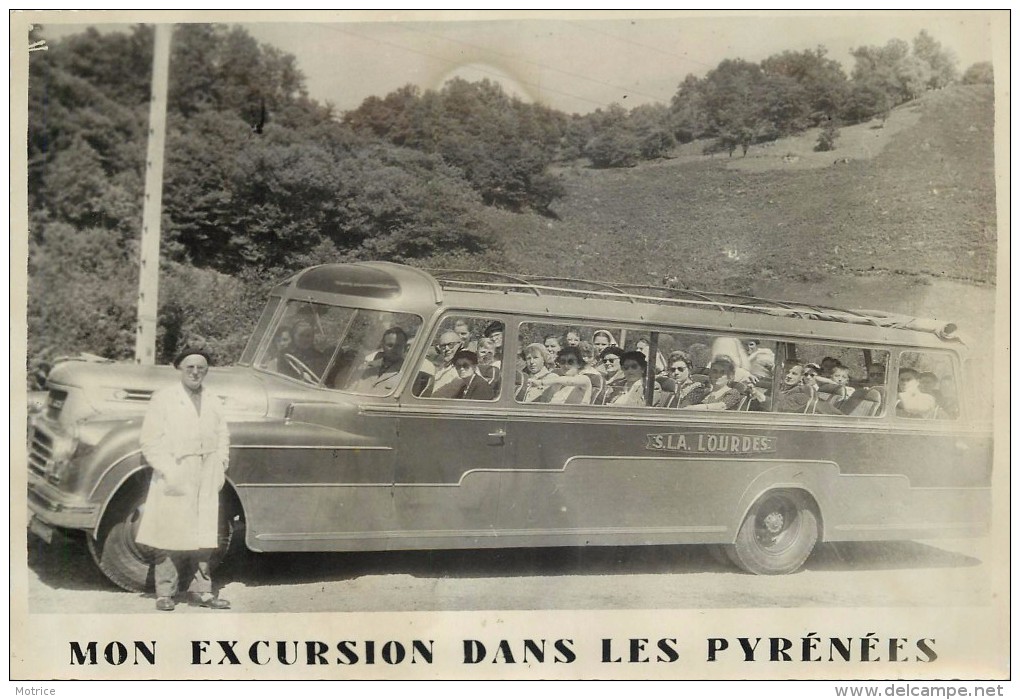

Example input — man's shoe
[155,597,175,612]
[198,596,230,610]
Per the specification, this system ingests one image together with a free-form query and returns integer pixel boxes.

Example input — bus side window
[413,316,503,401]
[896,352,959,419]
[774,344,888,417]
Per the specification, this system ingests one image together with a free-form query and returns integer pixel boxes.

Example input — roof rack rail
[427,270,958,340]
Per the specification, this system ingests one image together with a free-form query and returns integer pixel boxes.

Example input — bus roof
[271,263,966,349]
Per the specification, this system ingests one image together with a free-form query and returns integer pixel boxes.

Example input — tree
[761,46,849,125]
[628,103,676,160]
[700,59,770,154]
[345,78,566,212]
[912,30,958,89]
[27,224,139,362]
[849,39,930,115]
[585,121,642,168]
[961,61,994,85]
[669,74,709,143]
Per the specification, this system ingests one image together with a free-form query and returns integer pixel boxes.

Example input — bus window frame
[403,310,515,406]
[508,314,937,421]
[892,348,965,422]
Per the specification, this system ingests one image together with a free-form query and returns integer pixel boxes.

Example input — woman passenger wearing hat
[136,348,231,612]
[482,321,505,366]
[451,350,495,401]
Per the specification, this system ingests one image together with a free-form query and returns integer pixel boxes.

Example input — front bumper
[27,473,99,531]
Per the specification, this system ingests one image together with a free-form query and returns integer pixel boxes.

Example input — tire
[728,489,819,575]
[88,476,237,593]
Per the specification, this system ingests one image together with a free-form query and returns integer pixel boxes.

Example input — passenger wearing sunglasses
[594,346,626,404]
[450,350,495,401]
[530,347,593,404]
[658,351,710,409]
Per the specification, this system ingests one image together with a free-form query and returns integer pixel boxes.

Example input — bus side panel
[494,456,990,548]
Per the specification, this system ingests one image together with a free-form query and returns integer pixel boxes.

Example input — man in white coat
[136,348,231,611]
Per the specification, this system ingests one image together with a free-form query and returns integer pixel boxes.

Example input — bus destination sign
[645,432,777,454]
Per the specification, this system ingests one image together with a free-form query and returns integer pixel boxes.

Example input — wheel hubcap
[763,511,784,534]
[755,498,798,551]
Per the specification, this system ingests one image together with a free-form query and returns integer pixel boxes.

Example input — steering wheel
[283,353,321,385]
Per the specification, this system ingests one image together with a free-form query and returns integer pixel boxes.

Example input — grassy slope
[425,85,996,295]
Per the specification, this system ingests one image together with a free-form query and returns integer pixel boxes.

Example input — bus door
[389,315,510,544]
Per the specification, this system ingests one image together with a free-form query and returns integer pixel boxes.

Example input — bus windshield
[253,300,422,395]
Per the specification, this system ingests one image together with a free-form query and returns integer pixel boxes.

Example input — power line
[391,21,668,104]
[321,23,618,110]
[561,19,717,71]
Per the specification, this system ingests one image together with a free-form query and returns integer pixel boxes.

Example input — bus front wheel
[727,489,818,575]
[88,476,237,593]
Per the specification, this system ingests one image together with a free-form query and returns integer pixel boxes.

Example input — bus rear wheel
[727,489,818,575]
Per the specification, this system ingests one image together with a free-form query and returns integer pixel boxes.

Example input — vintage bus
[27,262,993,591]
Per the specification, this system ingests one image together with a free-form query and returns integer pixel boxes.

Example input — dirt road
[26,532,994,613]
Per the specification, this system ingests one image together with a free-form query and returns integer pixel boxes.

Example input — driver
[348,326,408,394]
[281,319,329,381]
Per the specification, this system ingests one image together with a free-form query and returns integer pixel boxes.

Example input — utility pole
[134,24,172,365]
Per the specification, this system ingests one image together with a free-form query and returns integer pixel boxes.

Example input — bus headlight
[45,427,79,484]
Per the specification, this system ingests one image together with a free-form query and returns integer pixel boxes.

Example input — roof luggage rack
[426,269,960,341]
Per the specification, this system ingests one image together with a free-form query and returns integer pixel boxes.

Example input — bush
[961,62,993,85]
[815,120,840,151]
[586,126,641,168]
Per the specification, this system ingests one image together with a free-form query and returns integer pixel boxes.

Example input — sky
[36,10,1001,116]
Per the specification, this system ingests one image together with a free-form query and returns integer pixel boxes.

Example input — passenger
[801,363,842,415]
[453,319,477,353]
[919,372,945,408]
[659,351,710,408]
[475,337,502,394]
[686,342,713,376]
[593,346,625,404]
[745,338,761,355]
[427,331,464,398]
[543,335,563,368]
[348,326,407,394]
[450,350,495,400]
[516,343,553,402]
[600,345,626,384]
[933,374,959,418]
[866,362,886,386]
[565,329,582,348]
[532,347,593,404]
[280,319,329,381]
[483,321,505,366]
[896,368,939,418]
[773,363,810,413]
[577,341,605,399]
[264,327,293,371]
[591,330,617,358]
[820,356,841,378]
[830,366,854,396]
[682,356,742,411]
[611,351,653,406]
[747,346,776,381]
[864,361,888,397]
[635,337,667,374]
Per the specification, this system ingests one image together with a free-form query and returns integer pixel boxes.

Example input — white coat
[136,382,229,551]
